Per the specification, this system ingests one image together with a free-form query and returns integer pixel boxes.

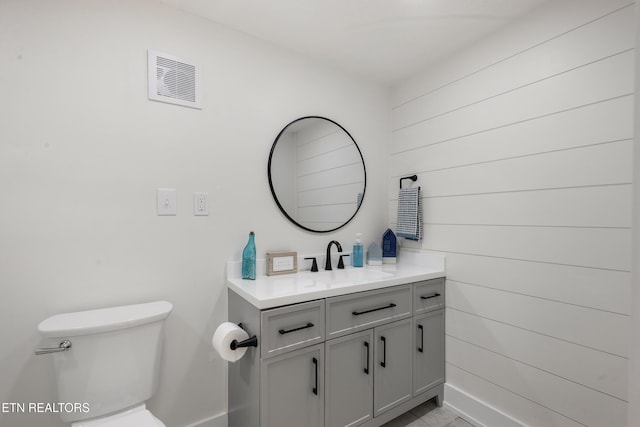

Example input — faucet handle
[304,257,319,272]
[337,254,350,269]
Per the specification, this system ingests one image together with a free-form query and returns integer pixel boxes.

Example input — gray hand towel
[396,187,423,241]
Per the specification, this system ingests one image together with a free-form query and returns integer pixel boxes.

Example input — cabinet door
[413,309,445,396]
[260,343,324,427]
[374,318,412,416]
[325,330,373,427]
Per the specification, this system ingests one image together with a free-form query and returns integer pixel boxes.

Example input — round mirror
[268,116,366,233]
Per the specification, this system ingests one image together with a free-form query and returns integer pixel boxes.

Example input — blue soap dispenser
[353,233,364,267]
[242,231,256,279]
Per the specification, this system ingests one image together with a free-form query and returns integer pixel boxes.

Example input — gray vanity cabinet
[413,310,445,396]
[325,330,374,427]
[373,318,413,416]
[260,343,325,427]
[227,276,445,427]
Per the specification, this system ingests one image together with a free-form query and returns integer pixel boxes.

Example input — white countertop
[226,250,445,309]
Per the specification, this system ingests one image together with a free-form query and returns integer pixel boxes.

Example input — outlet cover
[194,192,208,216]
[157,188,177,215]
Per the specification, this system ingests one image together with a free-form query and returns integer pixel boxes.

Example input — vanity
[226,251,445,427]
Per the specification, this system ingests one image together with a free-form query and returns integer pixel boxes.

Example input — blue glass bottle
[353,233,363,267]
[242,231,256,280]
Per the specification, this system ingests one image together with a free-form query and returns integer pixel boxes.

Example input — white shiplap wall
[390,1,634,426]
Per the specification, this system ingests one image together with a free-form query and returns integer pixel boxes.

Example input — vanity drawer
[261,300,325,359]
[413,278,445,315]
[326,285,411,340]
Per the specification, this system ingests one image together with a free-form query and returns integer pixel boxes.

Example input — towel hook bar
[400,174,418,189]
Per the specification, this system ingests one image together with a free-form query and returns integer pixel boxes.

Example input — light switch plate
[157,188,177,215]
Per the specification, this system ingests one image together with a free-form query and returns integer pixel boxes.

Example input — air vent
[148,50,203,109]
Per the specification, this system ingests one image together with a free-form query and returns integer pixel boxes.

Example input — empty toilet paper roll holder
[230,323,258,350]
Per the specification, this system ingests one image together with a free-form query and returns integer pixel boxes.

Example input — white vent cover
[148,50,203,109]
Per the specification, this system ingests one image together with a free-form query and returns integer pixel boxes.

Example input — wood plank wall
[390,1,635,425]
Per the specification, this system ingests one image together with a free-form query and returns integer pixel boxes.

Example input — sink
[300,267,393,286]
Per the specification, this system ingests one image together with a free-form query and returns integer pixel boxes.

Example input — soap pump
[353,233,364,267]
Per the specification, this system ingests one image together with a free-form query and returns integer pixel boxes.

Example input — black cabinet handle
[279,322,314,335]
[380,336,386,368]
[418,324,424,353]
[420,293,440,300]
[364,341,370,374]
[352,303,396,316]
[312,357,318,395]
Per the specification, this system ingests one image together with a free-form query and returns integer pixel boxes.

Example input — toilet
[36,300,172,426]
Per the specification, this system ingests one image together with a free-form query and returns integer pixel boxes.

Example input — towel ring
[400,174,418,189]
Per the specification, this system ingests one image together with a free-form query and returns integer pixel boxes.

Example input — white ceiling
[160,0,552,84]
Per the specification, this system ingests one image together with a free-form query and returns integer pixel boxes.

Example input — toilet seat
[71,405,165,427]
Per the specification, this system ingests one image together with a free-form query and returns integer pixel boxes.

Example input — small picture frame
[266,251,298,276]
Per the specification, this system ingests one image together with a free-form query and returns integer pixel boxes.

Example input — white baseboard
[180,412,227,427]
[444,383,524,427]
[182,384,522,427]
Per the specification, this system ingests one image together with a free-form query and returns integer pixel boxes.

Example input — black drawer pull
[420,293,440,300]
[380,336,387,368]
[364,341,370,374]
[352,303,396,316]
[417,324,424,353]
[312,357,318,395]
[279,322,314,335]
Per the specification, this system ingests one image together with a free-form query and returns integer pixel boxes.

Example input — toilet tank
[37,301,172,422]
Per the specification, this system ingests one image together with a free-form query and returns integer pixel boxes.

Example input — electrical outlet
[194,192,208,216]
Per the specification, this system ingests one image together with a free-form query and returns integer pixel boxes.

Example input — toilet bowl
[71,404,165,427]
[36,301,172,426]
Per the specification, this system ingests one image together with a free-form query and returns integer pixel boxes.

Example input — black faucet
[325,240,342,271]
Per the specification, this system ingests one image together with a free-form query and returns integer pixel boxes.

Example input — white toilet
[36,300,172,427]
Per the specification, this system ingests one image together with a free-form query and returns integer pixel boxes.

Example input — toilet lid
[72,409,165,427]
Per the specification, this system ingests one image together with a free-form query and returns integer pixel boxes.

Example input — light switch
[157,188,177,215]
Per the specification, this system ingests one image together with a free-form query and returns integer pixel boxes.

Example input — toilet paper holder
[230,323,258,351]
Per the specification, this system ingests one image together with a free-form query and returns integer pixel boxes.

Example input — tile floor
[381,399,474,427]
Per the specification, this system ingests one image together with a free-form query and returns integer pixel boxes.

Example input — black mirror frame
[267,116,366,233]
